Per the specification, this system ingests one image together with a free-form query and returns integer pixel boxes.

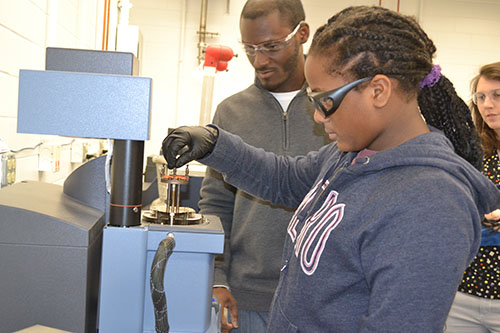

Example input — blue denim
[230,309,269,333]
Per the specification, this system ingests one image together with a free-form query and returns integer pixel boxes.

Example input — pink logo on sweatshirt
[288,185,345,275]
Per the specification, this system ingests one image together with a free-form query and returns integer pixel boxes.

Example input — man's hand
[214,287,238,332]
[161,126,218,169]
[484,208,500,231]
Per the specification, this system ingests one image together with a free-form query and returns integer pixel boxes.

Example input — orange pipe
[102,0,108,50]
[105,0,111,50]
[102,0,111,50]
[397,0,400,12]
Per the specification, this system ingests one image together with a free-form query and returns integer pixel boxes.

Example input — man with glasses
[198,0,329,332]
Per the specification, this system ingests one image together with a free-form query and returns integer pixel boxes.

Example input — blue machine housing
[7,47,225,332]
[98,220,224,333]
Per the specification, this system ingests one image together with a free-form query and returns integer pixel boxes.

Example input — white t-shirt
[269,90,300,112]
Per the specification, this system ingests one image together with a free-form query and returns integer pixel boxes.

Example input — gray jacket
[198,79,329,311]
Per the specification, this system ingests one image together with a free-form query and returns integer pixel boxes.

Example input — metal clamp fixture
[143,157,203,225]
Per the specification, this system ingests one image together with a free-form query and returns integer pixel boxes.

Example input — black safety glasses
[306,77,373,118]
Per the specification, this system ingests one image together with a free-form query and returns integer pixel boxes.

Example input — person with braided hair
[162,6,500,331]
[445,62,500,332]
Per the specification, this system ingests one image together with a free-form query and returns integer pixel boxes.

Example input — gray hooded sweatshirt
[200,126,500,332]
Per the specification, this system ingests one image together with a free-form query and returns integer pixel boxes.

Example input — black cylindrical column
[109,139,144,227]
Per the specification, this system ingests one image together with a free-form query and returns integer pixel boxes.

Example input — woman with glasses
[445,62,500,332]
[162,6,500,331]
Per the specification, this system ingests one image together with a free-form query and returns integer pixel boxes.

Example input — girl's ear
[369,74,392,108]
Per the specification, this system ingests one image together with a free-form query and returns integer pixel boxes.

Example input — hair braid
[310,5,483,169]
[418,77,482,169]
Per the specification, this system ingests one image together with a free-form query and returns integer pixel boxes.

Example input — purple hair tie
[420,64,442,89]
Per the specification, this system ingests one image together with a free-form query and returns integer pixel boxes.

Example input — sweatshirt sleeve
[198,167,235,287]
[357,173,481,331]
[200,127,324,208]
[198,108,236,287]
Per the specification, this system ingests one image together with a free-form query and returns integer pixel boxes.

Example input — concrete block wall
[0,0,99,185]
[1,0,500,186]
[421,0,500,98]
[131,0,500,158]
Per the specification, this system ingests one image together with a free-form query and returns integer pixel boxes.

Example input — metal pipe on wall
[418,0,424,23]
[198,0,208,64]
[174,0,188,127]
[118,0,132,25]
[378,0,400,12]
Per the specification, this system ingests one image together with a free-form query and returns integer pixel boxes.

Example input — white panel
[0,117,41,158]
[442,63,477,100]
[0,73,19,118]
[131,7,184,28]
[456,17,500,34]
[0,26,45,75]
[432,31,472,49]
[15,154,41,182]
[0,0,101,184]
[423,0,500,104]
[54,23,78,47]
[58,0,78,37]
[132,0,181,11]
[423,0,500,21]
[475,1,500,21]
[132,0,500,159]
[470,34,500,53]
[76,0,99,49]
[0,0,46,46]
[0,119,78,190]
[422,15,457,33]
[29,0,48,12]
[38,145,79,184]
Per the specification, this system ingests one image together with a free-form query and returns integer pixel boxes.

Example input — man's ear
[298,22,310,44]
[369,74,392,109]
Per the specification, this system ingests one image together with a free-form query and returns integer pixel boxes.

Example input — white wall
[0,0,500,185]
[421,0,500,97]
[131,0,500,158]
[0,0,100,185]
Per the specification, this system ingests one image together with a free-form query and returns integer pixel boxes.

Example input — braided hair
[470,62,500,156]
[309,6,483,169]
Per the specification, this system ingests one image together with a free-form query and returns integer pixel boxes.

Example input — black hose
[150,233,176,333]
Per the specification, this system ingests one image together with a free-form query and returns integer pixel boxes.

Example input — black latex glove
[161,126,218,169]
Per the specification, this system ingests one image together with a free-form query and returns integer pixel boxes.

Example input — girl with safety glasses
[162,6,500,332]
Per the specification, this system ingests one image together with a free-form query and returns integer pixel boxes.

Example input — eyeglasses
[472,88,500,105]
[306,77,373,118]
[241,21,304,57]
